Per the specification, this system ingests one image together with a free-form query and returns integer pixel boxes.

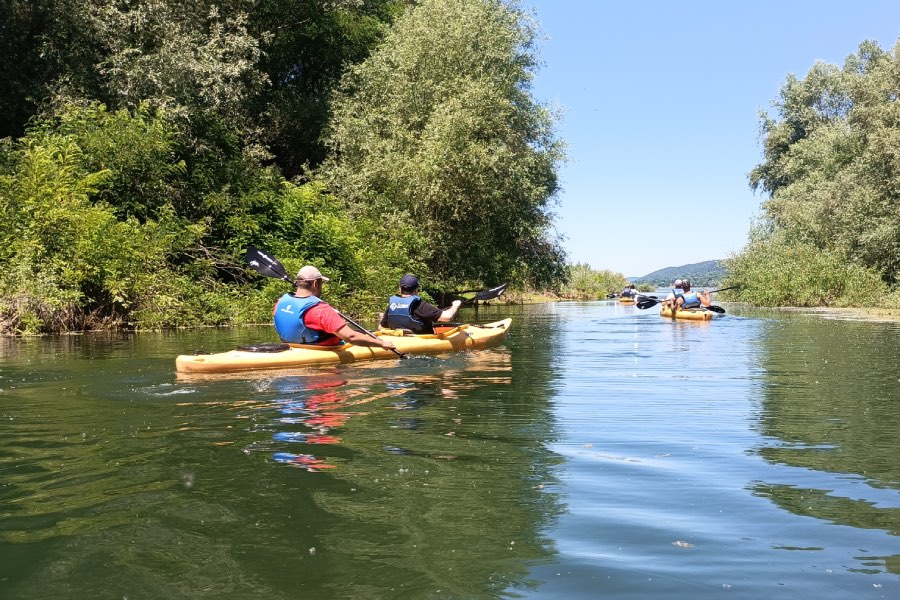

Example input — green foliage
[321,0,566,290]
[723,234,890,308]
[743,40,900,292]
[249,0,407,177]
[0,0,568,333]
[27,101,186,222]
[559,263,629,300]
[0,106,215,330]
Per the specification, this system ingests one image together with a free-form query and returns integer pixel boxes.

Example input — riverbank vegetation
[0,0,567,334]
[724,41,900,308]
[5,3,900,334]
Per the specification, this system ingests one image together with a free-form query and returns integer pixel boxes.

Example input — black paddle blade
[246,246,293,283]
[636,298,661,310]
[705,304,726,314]
[471,282,508,302]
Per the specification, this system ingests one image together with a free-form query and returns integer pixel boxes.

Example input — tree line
[724,40,900,308]
[0,0,568,333]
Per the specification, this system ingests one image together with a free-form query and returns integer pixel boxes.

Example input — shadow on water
[749,314,900,575]
[0,310,567,599]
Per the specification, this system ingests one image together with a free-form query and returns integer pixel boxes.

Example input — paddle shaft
[709,285,741,294]
[336,310,406,358]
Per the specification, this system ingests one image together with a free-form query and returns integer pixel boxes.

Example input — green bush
[723,235,891,307]
[559,263,629,300]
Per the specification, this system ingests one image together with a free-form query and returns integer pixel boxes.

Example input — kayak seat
[237,342,292,353]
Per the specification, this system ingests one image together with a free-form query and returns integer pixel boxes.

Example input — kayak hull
[175,318,512,374]
[659,306,714,320]
[618,297,635,304]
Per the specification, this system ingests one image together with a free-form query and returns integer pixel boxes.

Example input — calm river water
[1,300,899,599]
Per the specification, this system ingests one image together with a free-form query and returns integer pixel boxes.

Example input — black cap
[399,274,420,291]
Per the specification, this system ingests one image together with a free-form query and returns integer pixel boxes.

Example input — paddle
[245,246,406,358]
[461,282,508,305]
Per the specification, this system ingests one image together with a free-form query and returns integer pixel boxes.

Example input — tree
[248,0,407,178]
[743,40,900,290]
[320,0,566,289]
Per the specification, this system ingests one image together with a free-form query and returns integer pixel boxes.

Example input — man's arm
[335,324,396,350]
[699,291,712,307]
[437,299,462,323]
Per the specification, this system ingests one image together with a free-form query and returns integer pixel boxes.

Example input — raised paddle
[462,282,508,305]
[245,246,406,358]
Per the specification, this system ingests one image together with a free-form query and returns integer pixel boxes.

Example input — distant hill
[632,260,725,288]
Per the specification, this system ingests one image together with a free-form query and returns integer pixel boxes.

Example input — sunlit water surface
[1,301,899,599]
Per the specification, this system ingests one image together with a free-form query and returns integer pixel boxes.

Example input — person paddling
[664,279,711,311]
[380,274,462,334]
[273,265,396,351]
[621,283,638,298]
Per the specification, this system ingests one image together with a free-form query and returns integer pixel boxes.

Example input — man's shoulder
[413,299,442,319]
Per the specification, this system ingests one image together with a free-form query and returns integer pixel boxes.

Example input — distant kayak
[659,306,714,321]
[618,296,636,304]
[175,318,512,374]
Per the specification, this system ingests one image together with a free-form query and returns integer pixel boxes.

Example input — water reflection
[752,316,900,575]
[0,316,569,599]
[235,350,518,471]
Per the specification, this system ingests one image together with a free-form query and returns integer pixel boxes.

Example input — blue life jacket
[273,294,333,344]
[680,291,701,309]
[384,294,428,333]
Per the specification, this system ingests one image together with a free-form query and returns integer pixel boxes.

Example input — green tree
[743,40,900,296]
[320,0,566,289]
[559,263,629,300]
[248,0,407,178]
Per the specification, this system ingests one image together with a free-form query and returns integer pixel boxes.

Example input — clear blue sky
[525,1,900,277]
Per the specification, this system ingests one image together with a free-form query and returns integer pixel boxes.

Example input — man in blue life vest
[380,274,462,334]
[273,265,396,351]
[664,278,711,310]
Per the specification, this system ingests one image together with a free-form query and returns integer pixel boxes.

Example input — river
[1,300,898,599]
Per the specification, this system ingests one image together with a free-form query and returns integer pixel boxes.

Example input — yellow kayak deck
[175,318,512,374]
[659,306,714,320]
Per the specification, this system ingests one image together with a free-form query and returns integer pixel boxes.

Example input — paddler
[663,279,711,310]
[380,274,462,334]
[273,265,397,351]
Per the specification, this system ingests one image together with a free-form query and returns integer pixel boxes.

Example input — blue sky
[525,1,900,277]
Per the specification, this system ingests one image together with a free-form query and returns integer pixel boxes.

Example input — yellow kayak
[175,318,512,374]
[618,296,635,304]
[659,306,714,321]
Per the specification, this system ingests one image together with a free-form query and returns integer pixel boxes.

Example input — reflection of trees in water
[753,318,900,574]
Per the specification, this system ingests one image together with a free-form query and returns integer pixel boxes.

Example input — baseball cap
[399,274,420,290]
[296,265,330,282]
[673,279,683,288]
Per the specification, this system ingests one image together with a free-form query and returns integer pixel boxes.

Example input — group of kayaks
[175,299,719,374]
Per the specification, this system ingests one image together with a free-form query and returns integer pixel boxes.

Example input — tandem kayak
[659,306,714,321]
[175,318,512,374]
[618,296,635,304]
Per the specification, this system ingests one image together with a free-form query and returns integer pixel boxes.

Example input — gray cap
[296,265,330,282]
